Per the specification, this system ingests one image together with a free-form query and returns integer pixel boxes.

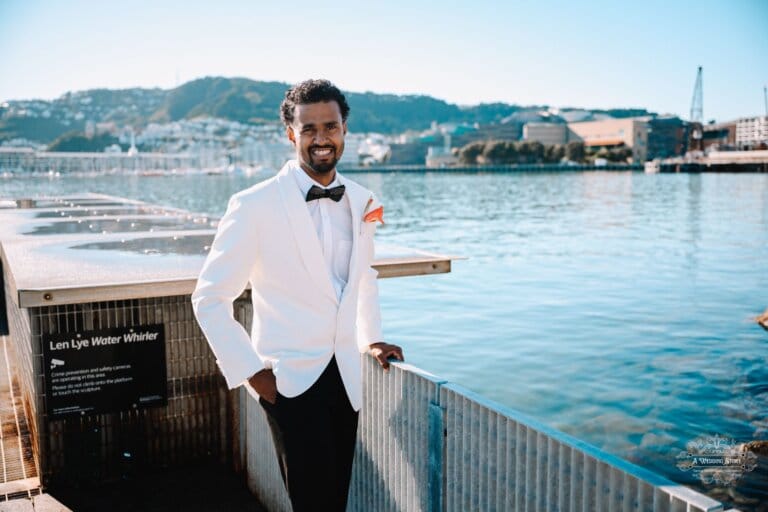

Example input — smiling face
[286,100,347,185]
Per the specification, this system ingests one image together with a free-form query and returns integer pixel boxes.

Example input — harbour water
[2,169,767,509]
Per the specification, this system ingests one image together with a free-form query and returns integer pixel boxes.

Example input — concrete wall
[568,118,649,162]
[523,123,568,145]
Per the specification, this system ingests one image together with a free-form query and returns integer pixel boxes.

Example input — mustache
[309,145,336,151]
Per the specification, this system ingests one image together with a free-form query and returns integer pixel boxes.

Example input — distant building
[736,116,768,149]
[426,133,458,167]
[0,148,198,174]
[425,146,458,167]
[427,121,476,137]
[358,135,391,166]
[388,141,432,165]
[501,111,552,124]
[339,133,365,167]
[335,133,391,167]
[238,136,292,169]
[451,123,523,149]
[522,123,567,145]
[567,117,649,162]
[647,116,689,159]
[552,109,594,123]
[702,121,736,152]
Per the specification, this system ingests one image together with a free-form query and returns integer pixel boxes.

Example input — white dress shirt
[292,165,353,301]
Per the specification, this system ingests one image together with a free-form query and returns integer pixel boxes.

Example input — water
[2,170,767,509]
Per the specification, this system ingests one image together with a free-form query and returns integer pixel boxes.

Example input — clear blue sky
[1,0,766,122]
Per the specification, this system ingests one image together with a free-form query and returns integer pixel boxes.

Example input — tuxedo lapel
[340,176,369,294]
[276,165,338,304]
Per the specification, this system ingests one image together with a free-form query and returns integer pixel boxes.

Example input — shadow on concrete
[47,463,266,512]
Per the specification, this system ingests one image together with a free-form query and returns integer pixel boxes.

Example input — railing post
[428,402,445,512]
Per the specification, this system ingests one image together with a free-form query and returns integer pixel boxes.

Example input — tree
[458,141,486,164]
[544,144,565,163]
[565,141,585,163]
[501,141,518,163]
[482,140,509,164]
[48,131,123,152]
[607,147,632,162]
[527,141,544,163]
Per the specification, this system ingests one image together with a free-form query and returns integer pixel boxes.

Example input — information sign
[43,324,167,417]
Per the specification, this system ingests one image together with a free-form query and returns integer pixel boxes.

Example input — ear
[286,126,296,145]
[342,121,348,136]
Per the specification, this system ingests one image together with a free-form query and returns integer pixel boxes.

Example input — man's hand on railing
[248,369,277,404]
[368,342,404,371]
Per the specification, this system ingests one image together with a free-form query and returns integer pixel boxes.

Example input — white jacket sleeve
[192,194,265,389]
[356,220,383,352]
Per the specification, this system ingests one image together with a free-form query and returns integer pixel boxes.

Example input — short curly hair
[280,79,350,127]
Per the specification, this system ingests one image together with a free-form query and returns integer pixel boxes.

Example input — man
[191,79,403,512]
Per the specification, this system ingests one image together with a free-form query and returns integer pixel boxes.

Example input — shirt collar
[290,160,342,197]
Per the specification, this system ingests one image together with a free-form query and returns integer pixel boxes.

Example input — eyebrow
[300,121,339,129]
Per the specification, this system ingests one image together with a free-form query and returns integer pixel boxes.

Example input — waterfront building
[357,135,391,166]
[238,135,293,169]
[424,131,458,168]
[647,116,690,159]
[0,147,199,174]
[339,133,365,167]
[522,122,568,145]
[388,141,434,165]
[736,115,768,149]
[501,110,551,124]
[702,121,737,151]
[553,108,596,123]
[567,117,650,162]
[425,145,459,167]
[129,118,298,170]
[450,122,524,150]
[0,147,36,172]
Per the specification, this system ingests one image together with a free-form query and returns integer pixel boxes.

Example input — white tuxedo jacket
[191,160,382,411]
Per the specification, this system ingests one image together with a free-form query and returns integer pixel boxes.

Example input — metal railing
[243,356,731,512]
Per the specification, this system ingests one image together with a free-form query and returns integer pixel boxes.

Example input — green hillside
[0,77,656,144]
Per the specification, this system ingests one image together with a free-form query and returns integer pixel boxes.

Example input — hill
[0,77,656,144]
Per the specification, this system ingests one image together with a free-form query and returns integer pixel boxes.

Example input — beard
[305,142,344,174]
[308,156,337,174]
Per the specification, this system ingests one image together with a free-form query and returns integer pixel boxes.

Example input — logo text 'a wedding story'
[676,434,758,486]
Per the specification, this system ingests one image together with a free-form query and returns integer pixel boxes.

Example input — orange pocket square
[364,205,384,224]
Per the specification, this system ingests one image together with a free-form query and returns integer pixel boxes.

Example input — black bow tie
[305,184,345,202]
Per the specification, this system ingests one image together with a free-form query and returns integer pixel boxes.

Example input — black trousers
[259,357,359,512]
